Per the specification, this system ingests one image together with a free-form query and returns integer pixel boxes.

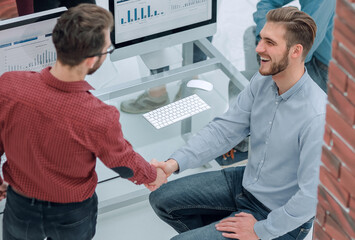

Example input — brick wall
[314,0,355,239]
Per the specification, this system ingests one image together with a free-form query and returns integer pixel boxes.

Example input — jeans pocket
[295,227,311,240]
[53,204,98,240]
[54,214,93,240]
[3,206,30,239]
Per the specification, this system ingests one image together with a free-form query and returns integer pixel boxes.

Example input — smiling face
[256,22,290,76]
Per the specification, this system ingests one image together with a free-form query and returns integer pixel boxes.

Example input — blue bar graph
[7,49,56,72]
[120,5,163,24]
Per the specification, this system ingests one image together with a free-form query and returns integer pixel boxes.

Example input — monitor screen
[0,8,66,76]
[109,0,217,60]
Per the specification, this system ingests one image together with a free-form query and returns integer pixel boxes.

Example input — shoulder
[248,72,274,95]
[298,75,327,116]
[78,96,120,133]
[0,71,41,94]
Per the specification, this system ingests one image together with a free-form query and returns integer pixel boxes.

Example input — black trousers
[33,0,96,12]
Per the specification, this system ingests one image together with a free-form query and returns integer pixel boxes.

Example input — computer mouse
[186,79,213,91]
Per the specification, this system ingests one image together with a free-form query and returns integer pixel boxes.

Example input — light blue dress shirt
[253,0,335,66]
[170,70,327,239]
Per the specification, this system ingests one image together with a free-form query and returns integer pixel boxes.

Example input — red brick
[316,204,327,226]
[323,124,332,147]
[318,186,332,210]
[328,85,355,125]
[326,105,355,149]
[314,221,332,240]
[320,166,350,207]
[318,186,355,237]
[336,0,355,32]
[328,61,348,93]
[349,197,355,221]
[332,39,339,53]
[322,146,341,178]
[340,165,355,196]
[331,134,355,174]
[333,43,355,79]
[348,78,355,105]
[324,214,352,240]
[333,17,355,56]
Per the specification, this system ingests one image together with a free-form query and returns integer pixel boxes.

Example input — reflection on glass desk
[94,69,230,212]
[90,38,249,214]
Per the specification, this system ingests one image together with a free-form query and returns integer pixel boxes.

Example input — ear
[290,44,303,59]
[85,56,99,69]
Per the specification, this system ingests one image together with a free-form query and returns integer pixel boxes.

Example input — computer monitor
[0,7,66,76]
[109,0,217,61]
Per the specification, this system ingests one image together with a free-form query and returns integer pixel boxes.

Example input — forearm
[254,192,317,239]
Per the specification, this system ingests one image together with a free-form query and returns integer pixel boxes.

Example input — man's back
[0,68,120,202]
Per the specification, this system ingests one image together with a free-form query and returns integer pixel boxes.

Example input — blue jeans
[150,167,313,240]
[3,186,98,240]
[305,56,328,93]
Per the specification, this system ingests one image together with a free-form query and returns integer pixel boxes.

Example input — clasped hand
[144,159,178,191]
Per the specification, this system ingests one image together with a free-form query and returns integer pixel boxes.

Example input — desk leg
[181,42,195,136]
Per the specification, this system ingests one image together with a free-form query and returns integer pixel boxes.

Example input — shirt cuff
[169,151,189,173]
[254,220,275,240]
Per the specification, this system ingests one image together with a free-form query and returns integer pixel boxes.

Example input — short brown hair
[52,4,113,66]
[266,7,317,60]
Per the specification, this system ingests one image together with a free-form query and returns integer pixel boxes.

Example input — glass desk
[91,38,249,214]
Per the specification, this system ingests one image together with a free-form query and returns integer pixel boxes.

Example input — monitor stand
[139,47,182,71]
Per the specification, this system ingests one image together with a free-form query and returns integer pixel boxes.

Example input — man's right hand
[150,159,179,177]
[145,159,168,191]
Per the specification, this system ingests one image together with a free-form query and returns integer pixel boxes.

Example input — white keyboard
[143,94,211,129]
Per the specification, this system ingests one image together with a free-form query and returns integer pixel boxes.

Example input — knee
[149,186,169,213]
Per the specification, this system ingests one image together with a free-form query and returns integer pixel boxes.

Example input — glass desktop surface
[89,65,230,201]
[102,70,229,166]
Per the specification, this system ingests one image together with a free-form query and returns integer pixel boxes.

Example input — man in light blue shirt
[149,7,326,240]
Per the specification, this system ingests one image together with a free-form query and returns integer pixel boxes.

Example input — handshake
[144,159,179,191]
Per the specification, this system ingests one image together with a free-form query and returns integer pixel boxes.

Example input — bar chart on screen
[0,33,56,75]
[114,0,210,44]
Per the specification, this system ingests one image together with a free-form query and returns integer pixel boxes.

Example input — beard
[259,49,289,76]
[87,56,103,75]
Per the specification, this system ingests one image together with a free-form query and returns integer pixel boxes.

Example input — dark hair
[266,7,317,60]
[52,4,113,66]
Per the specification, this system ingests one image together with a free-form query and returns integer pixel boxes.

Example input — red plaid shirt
[0,67,156,203]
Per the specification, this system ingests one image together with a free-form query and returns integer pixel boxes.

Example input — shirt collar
[41,67,95,93]
[271,68,309,101]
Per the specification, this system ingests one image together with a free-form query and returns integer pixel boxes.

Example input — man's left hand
[0,182,8,201]
[215,212,259,240]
